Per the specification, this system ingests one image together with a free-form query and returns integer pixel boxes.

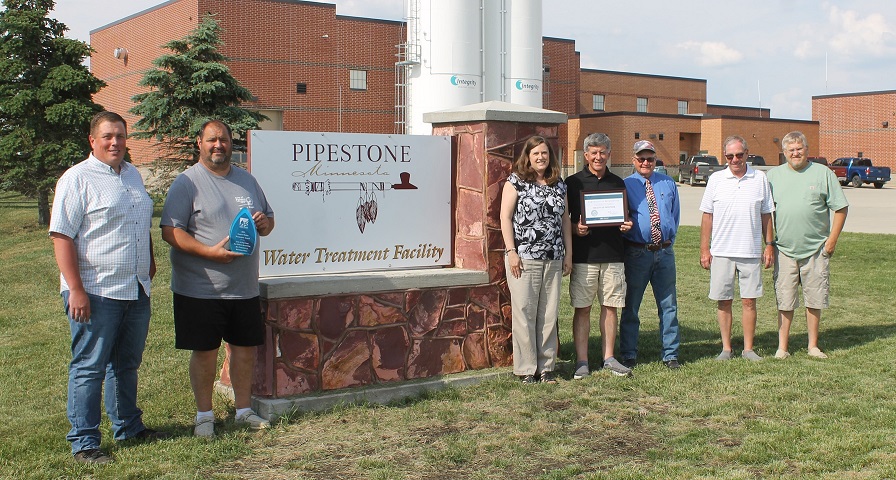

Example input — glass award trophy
[228,207,258,255]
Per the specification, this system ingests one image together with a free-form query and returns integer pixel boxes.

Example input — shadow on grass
[755,321,896,354]
[560,321,896,371]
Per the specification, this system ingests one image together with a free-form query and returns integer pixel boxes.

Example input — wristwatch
[504,248,516,256]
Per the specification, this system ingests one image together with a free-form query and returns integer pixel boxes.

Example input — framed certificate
[580,189,627,227]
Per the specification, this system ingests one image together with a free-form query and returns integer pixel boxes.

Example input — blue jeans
[63,288,150,453]
[619,245,680,362]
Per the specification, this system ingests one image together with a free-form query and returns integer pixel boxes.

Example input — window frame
[637,97,648,113]
[349,69,368,91]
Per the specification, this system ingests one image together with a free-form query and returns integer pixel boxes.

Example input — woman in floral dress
[500,135,572,384]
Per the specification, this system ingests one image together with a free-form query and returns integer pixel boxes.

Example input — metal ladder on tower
[394,0,421,134]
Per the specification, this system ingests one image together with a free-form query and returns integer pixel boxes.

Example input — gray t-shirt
[160,163,274,299]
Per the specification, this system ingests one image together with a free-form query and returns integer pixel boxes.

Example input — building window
[350,70,367,91]
[637,97,648,113]
[678,100,688,115]
[592,94,605,111]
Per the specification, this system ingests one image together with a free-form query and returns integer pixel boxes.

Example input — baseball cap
[633,140,656,154]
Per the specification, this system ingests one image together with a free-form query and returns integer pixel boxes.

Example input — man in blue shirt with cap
[619,140,682,369]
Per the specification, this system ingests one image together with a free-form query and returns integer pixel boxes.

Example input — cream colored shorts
[773,246,830,310]
[569,262,626,309]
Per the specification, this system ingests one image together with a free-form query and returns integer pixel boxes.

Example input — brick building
[91,0,819,169]
[567,69,815,170]
[706,104,771,117]
[91,0,407,163]
[813,90,896,169]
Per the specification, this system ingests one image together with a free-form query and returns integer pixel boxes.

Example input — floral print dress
[508,173,567,261]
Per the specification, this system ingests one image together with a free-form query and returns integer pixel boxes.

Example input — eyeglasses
[724,152,746,160]
[635,156,655,163]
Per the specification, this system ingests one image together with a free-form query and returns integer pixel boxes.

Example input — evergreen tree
[0,0,104,225]
[130,14,265,193]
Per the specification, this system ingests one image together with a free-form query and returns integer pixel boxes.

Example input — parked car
[808,156,828,166]
[830,157,891,189]
[678,155,723,186]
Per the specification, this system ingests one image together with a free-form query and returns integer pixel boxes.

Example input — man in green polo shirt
[766,131,848,360]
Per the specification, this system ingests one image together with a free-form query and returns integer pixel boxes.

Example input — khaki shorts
[773,246,830,311]
[709,256,763,301]
[569,262,626,309]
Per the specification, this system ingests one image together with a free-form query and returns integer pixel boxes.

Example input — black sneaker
[540,371,558,384]
[519,374,537,384]
[622,358,637,369]
[132,428,172,442]
[74,448,113,464]
[664,359,681,369]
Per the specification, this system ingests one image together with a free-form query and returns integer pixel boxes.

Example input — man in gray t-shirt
[160,120,275,438]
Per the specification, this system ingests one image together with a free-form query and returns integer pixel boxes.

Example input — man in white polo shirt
[699,135,775,361]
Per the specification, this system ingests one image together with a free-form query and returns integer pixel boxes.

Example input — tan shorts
[709,256,763,301]
[773,246,830,311]
[569,262,626,309]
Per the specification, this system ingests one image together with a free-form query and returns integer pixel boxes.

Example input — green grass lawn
[2,191,896,479]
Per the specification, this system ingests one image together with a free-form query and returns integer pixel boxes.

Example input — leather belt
[626,240,671,251]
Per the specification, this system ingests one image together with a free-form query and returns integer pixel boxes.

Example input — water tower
[396,0,544,135]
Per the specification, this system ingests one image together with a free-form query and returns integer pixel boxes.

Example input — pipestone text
[293,143,412,163]
[263,243,445,265]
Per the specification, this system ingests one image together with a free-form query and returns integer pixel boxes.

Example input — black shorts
[173,293,265,351]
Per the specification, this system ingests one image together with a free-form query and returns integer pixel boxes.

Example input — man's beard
[207,151,231,165]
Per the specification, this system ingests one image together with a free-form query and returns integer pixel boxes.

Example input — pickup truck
[829,157,891,189]
[747,155,775,173]
[679,155,724,186]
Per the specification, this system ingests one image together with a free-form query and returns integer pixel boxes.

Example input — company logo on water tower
[449,75,477,88]
[515,80,541,92]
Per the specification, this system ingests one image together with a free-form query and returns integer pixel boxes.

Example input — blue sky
[52,0,896,120]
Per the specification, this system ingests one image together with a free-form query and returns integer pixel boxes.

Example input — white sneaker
[808,347,828,359]
[194,417,215,438]
[235,411,270,430]
[774,349,791,359]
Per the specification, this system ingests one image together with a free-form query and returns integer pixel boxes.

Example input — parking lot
[677,182,894,235]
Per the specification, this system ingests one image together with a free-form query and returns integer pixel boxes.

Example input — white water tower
[400,0,543,135]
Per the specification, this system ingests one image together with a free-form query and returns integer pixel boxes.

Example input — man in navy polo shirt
[565,133,633,378]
